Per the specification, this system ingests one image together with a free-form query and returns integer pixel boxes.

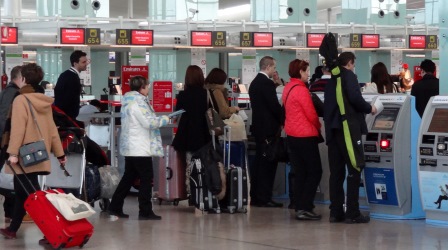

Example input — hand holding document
[167,109,185,118]
[372,98,384,115]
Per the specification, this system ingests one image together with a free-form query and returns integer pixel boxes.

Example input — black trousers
[9,173,40,232]
[287,136,322,212]
[327,129,364,218]
[250,137,278,204]
[0,188,15,218]
[109,156,154,216]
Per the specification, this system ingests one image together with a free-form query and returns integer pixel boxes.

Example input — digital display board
[372,107,400,131]
[362,34,380,48]
[240,32,253,47]
[409,35,426,49]
[1,26,18,44]
[212,31,226,47]
[191,31,212,46]
[253,32,273,47]
[350,34,361,48]
[116,29,131,45]
[306,33,326,48]
[85,28,100,45]
[426,35,438,49]
[60,28,85,44]
[131,29,153,46]
[428,108,448,133]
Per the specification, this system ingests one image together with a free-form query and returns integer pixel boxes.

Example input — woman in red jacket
[282,59,323,221]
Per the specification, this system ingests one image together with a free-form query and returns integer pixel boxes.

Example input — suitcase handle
[6,161,38,196]
[166,167,173,180]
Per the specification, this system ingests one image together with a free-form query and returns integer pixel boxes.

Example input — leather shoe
[270,200,284,207]
[257,201,283,208]
[139,214,162,220]
[0,228,16,239]
[109,211,130,218]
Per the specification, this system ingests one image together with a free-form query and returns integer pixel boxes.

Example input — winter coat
[119,91,169,157]
[0,82,19,136]
[204,83,238,119]
[6,85,65,175]
[282,78,321,138]
[411,74,439,118]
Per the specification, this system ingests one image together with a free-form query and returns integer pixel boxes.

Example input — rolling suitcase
[223,126,248,213]
[189,158,220,213]
[7,163,94,249]
[157,145,188,206]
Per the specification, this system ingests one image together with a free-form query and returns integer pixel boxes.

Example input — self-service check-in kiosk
[418,96,448,226]
[363,94,424,219]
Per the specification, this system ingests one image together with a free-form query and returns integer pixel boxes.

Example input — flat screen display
[1,26,18,44]
[362,34,380,48]
[409,35,426,49]
[131,29,153,45]
[253,32,273,47]
[191,31,212,46]
[372,107,400,131]
[428,108,448,133]
[306,33,326,48]
[60,28,85,44]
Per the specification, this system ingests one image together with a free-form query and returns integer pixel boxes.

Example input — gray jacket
[0,82,20,136]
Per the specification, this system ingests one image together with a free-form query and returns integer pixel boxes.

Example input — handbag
[265,134,289,163]
[98,165,120,199]
[223,114,247,141]
[0,165,14,190]
[205,90,225,136]
[45,190,96,221]
[19,96,49,167]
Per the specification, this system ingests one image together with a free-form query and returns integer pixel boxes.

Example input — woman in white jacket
[108,76,169,220]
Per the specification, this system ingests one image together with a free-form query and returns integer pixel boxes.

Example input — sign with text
[212,31,226,47]
[408,35,426,49]
[121,66,149,94]
[116,29,131,45]
[152,81,173,112]
[349,33,362,48]
[191,31,212,46]
[60,28,85,44]
[426,35,438,49]
[131,29,153,46]
[1,26,18,44]
[306,33,326,48]
[240,32,254,47]
[253,32,273,47]
[362,34,380,48]
[85,28,101,45]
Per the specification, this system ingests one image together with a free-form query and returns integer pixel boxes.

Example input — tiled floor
[1,196,448,250]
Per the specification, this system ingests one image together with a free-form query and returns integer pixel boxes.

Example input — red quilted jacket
[282,78,321,138]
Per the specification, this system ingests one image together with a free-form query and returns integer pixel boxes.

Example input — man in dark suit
[54,50,88,121]
[411,59,439,118]
[248,56,283,207]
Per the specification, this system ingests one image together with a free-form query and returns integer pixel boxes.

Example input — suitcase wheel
[99,198,110,211]
[158,198,163,205]
[79,235,90,248]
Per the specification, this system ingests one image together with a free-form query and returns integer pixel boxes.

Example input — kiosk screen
[372,107,399,130]
[428,108,448,133]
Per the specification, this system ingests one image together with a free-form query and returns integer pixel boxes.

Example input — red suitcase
[157,145,188,205]
[24,189,94,249]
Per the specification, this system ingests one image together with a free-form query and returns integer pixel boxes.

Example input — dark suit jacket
[411,74,439,117]
[172,86,211,152]
[248,73,282,139]
[54,69,82,119]
[324,67,372,143]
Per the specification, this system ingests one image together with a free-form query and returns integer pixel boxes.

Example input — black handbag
[264,135,289,163]
[19,96,49,167]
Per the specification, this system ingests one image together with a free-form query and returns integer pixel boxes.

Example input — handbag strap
[207,90,216,110]
[283,84,299,109]
[23,95,44,140]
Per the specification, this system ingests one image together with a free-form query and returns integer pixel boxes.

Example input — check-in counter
[363,94,424,219]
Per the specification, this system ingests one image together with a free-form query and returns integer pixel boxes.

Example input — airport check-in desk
[418,96,448,225]
[363,94,424,219]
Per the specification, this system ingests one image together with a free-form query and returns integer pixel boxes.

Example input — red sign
[121,66,149,94]
[253,32,273,47]
[60,28,85,44]
[413,66,422,82]
[307,33,325,48]
[152,81,173,112]
[362,34,379,48]
[191,31,212,46]
[1,26,18,44]
[131,30,153,45]
[409,35,426,49]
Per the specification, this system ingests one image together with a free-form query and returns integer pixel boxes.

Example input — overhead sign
[116,29,131,45]
[85,28,101,45]
[349,33,362,48]
[362,34,380,48]
[191,31,212,46]
[240,32,254,47]
[131,29,153,46]
[408,35,426,49]
[306,33,326,48]
[60,28,85,44]
[426,35,438,49]
[121,66,149,94]
[212,31,226,47]
[253,32,273,47]
[1,26,18,44]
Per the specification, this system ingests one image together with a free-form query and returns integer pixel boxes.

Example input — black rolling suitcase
[223,126,248,213]
[189,158,220,213]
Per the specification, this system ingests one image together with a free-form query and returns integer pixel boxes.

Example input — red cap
[403,63,409,69]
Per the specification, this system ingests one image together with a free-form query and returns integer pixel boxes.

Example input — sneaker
[109,211,130,218]
[345,214,370,224]
[0,228,17,239]
[22,213,34,223]
[296,210,322,221]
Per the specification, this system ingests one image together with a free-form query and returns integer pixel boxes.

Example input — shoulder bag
[19,96,49,167]
[205,90,225,136]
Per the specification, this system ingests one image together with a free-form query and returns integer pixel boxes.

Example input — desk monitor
[372,107,400,131]
[428,108,448,133]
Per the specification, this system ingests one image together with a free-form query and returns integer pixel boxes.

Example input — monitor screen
[372,107,400,131]
[428,108,448,133]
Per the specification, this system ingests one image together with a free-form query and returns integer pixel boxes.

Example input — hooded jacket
[204,83,238,119]
[119,91,169,157]
[6,85,65,175]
